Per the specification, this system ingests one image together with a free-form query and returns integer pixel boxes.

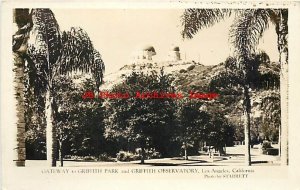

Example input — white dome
[142,45,156,53]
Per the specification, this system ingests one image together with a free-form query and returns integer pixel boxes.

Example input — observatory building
[132,45,156,61]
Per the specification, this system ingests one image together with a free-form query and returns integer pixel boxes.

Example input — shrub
[98,153,115,162]
[147,149,161,159]
[83,156,97,161]
[179,69,186,73]
[262,141,272,150]
[264,148,279,155]
[202,146,208,152]
[187,65,195,71]
[64,155,96,161]
[64,155,72,159]
[116,151,126,161]
[147,148,161,159]
[261,140,278,155]
[135,148,162,159]
[116,151,139,162]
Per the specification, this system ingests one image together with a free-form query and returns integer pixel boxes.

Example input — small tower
[168,46,181,61]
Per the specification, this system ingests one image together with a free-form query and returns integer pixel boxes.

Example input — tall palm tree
[182,8,288,165]
[12,9,33,166]
[28,9,62,167]
[27,9,105,166]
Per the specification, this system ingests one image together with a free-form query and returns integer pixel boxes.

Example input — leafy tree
[52,76,78,166]
[51,76,106,166]
[104,68,177,164]
[260,92,281,143]
[205,113,235,154]
[70,79,106,157]
[175,99,235,159]
[181,8,288,165]
[175,100,210,160]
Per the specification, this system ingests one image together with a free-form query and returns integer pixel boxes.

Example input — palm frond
[31,9,62,69]
[60,27,94,74]
[230,9,270,57]
[60,27,105,89]
[268,9,280,26]
[268,9,288,40]
[29,9,105,91]
[92,49,105,89]
[181,9,231,39]
[26,45,49,94]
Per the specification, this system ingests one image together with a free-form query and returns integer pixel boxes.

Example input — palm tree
[27,9,105,166]
[12,9,33,166]
[28,9,62,167]
[182,9,288,165]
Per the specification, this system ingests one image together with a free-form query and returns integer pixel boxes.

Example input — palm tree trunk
[141,147,145,164]
[183,142,188,160]
[278,123,281,158]
[58,140,63,167]
[243,86,251,166]
[13,53,26,166]
[12,9,32,167]
[45,88,57,166]
[184,147,188,160]
[277,10,288,166]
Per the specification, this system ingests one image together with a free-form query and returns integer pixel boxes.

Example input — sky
[53,9,279,74]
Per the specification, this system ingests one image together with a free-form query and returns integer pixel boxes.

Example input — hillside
[101,59,280,140]
[101,60,199,89]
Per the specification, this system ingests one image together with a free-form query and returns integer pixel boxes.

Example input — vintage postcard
[1,1,300,190]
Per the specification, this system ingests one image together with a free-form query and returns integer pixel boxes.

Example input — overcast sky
[53,9,279,74]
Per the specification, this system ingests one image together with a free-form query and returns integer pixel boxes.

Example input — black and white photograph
[2,1,300,190]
